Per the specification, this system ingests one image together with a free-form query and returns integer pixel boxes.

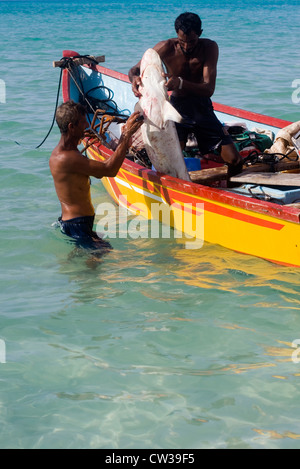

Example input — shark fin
[163,100,182,125]
[134,101,143,114]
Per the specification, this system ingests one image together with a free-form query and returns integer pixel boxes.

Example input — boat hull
[86,143,300,266]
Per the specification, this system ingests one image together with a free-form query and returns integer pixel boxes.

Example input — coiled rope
[5,54,130,149]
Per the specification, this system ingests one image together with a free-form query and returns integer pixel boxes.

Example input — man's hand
[131,76,142,98]
[163,73,182,91]
[121,111,144,145]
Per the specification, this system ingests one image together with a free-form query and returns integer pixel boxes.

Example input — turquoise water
[1,0,300,449]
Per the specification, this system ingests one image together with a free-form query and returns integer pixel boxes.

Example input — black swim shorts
[58,215,112,250]
[170,95,233,155]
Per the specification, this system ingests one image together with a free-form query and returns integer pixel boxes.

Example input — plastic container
[184,157,201,171]
[151,158,201,172]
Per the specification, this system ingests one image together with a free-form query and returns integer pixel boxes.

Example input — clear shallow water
[1,0,300,449]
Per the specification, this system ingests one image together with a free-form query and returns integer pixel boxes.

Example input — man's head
[56,100,87,136]
[175,12,203,37]
[175,12,203,55]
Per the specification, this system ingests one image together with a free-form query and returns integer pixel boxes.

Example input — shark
[135,48,191,181]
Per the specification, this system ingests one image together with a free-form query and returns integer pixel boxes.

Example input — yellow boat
[57,51,300,267]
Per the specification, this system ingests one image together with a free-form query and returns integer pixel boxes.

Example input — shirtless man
[128,12,242,175]
[49,100,143,248]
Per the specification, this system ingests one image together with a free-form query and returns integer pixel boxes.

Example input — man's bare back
[50,147,95,219]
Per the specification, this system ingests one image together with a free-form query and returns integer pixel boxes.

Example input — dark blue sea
[0,0,300,449]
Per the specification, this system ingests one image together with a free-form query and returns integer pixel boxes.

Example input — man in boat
[50,100,143,249]
[128,12,243,177]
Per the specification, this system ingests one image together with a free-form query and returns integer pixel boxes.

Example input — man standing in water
[50,100,143,249]
[129,12,242,176]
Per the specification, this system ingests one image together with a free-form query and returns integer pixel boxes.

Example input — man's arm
[128,61,142,97]
[62,112,143,178]
[97,115,142,177]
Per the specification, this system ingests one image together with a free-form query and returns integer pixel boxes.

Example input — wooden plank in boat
[230,172,300,186]
[189,159,300,185]
[189,166,228,184]
[189,165,295,186]
[241,159,300,173]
